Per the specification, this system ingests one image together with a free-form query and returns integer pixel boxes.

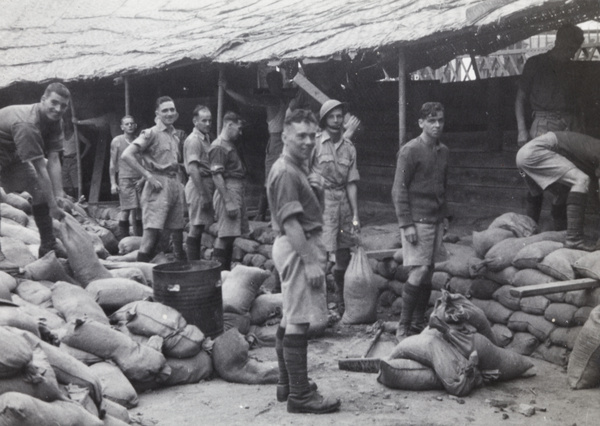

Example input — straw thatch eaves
[1,0,598,89]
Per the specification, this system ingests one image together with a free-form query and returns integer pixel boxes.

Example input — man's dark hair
[44,82,70,99]
[193,105,211,117]
[556,23,584,45]
[419,102,444,119]
[121,115,135,124]
[155,96,174,110]
[284,109,317,128]
[223,111,242,124]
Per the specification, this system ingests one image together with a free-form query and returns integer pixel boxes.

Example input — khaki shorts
[185,177,215,227]
[516,139,576,192]
[213,178,249,238]
[401,222,447,266]
[118,177,142,210]
[272,232,328,326]
[322,187,355,252]
[140,174,185,230]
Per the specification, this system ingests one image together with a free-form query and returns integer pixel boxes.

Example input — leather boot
[411,282,432,335]
[565,192,594,251]
[397,283,419,341]
[551,203,568,231]
[525,192,543,223]
[186,236,201,261]
[333,269,345,316]
[284,334,340,414]
[276,327,317,402]
[33,203,59,258]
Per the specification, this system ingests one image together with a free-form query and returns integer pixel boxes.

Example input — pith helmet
[319,99,344,127]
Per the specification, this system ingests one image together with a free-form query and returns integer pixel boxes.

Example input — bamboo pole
[124,76,131,116]
[398,48,406,148]
[69,102,83,201]
[217,68,224,134]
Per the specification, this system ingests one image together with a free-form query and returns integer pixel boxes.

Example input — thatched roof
[1,0,598,89]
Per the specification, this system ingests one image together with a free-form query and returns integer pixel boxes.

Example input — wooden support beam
[510,278,600,298]
[292,73,329,104]
[124,76,131,116]
[217,68,224,134]
[398,48,406,148]
[88,135,108,203]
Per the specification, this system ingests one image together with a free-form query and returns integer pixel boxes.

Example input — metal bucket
[152,260,223,338]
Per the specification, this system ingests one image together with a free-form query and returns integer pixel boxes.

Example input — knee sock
[399,283,420,327]
[283,334,310,400]
[212,248,227,270]
[275,327,288,387]
[137,251,152,263]
[186,236,201,261]
[118,220,130,239]
[134,220,144,237]
[32,203,56,254]
[412,282,433,327]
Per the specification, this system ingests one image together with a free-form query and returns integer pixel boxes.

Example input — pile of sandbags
[371,212,599,368]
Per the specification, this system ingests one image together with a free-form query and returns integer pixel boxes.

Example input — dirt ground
[133,202,600,426]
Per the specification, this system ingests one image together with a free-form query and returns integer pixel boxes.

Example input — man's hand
[111,184,120,195]
[225,201,238,219]
[517,130,530,147]
[308,172,323,192]
[343,114,361,140]
[403,225,418,245]
[49,204,65,221]
[145,176,163,192]
[135,178,145,191]
[304,261,325,289]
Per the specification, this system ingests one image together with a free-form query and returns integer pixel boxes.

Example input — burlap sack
[110,301,186,337]
[510,268,554,288]
[86,278,152,312]
[473,332,535,379]
[573,306,592,326]
[533,344,569,367]
[432,271,451,291]
[0,326,33,379]
[2,191,32,214]
[491,323,513,347]
[512,241,563,269]
[89,362,138,408]
[492,285,521,311]
[109,267,147,285]
[0,220,39,244]
[12,297,65,330]
[377,358,443,391]
[0,203,28,226]
[0,271,17,292]
[118,236,142,255]
[0,306,41,336]
[538,248,587,281]
[484,266,518,286]
[519,295,550,315]
[249,293,282,325]
[435,244,475,278]
[223,311,251,335]
[544,303,578,327]
[550,326,582,350]
[163,351,213,386]
[470,299,513,325]
[51,281,109,324]
[505,332,539,356]
[568,305,600,389]
[15,279,52,306]
[469,278,502,300]
[472,228,515,259]
[0,236,36,267]
[508,311,556,341]
[487,212,537,237]
[573,251,600,280]
[342,246,379,324]
[222,265,271,315]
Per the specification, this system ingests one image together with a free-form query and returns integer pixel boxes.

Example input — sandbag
[434,244,474,278]
[564,288,600,308]
[550,326,582,350]
[0,392,103,426]
[487,212,537,238]
[510,268,555,288]
[507,311,556,341]
[545,303,578,327]
[0,219,39,244]
[12,297,65,330]
[0,326,33,379]
[469,278,501,300]
[51,281,109,324]
[0,305,41,336]
[376,258,398,280]
[568,305,600,389]
[519,295,550,315]
[473,332,535,379]
[163,324,204,359]
[388,329,483,397]
[60,318,167,383]
[0,236,36,267]
[82,223,119,255]
[533,344,569,367]
[573,251,600,280]
[250,293,282,325]
[342,246,378,324]
[446,277,472,297]
[538,248,587,281]
[102,261,155,285]
[86,278,152,312]
[377,358,443,391]
[505,332,539,356]
[89,362,138,408]
[546,291,566,303]
[103,399,131,425]
[0,203,28,226]
[223,311,251,335]
[222,265,271,315]
[57,214,113,287]
[470,299,513,325]
[22,251,76,286]
[212,328,278,384]
[2,191,32,214]
[0,271,17,292]
[479,231,565,273]
[432,271,451,291]
[0,346,66,403]
[15,279,52,306]
[59,344,104,366]
[106,251,138,263]
[484,266,518,286]
[492,285,521,311]
[163,351,213,386]
[573,306,592,326]
[109,267,147,285]
[512,241,563,269]
[472,228,514,259]
[118,236,142,255]
[248,324,278,348]
[110,300,186,337]
[491,323,513,347]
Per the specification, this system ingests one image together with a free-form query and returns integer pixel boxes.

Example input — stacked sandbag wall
[371,213,600,368]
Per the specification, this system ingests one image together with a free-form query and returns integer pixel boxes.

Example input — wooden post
[398,48,407,148]
[69,102,83,201]
[217,68,224,134]
[124,76,131,116]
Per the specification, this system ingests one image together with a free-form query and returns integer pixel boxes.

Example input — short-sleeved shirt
[111,134,141,179]
[519,52,578,113]
[553,131,600,178]
[310,133,359,190]
[208,137,246,179]
[267,155,323,234]
[392,136,449,228]
[132,121,180,174]
[0,103,64,162]
[183,128,211,177]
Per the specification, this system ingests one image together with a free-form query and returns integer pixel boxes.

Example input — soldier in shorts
[109,115,143,239]
[309,99,360,315]
[268,109,340,414]
[392,102,450,341]
[183,105,214,261]
[122,96,186,262]
[517,131,600,251]
[209,112,249,270]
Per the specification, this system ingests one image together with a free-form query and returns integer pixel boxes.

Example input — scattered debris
[518,403,536,417]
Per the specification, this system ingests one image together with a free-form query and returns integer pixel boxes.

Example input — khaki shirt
[310,132,359,190]
[132,120,180,175]
[183,128,212,177]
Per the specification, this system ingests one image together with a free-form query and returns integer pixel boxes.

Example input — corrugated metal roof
[0,0,598,88]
